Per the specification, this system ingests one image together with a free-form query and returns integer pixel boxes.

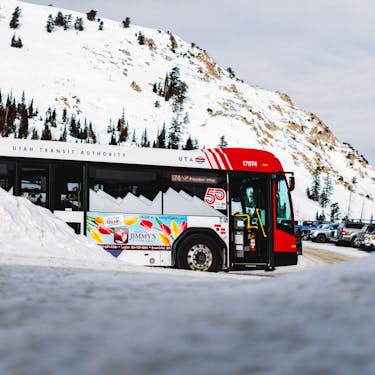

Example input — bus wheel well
[172,228,226,271]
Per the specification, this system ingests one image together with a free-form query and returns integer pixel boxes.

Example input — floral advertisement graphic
[86,212,188,252]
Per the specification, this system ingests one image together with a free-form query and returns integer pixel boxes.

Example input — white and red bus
[0,138,300,271]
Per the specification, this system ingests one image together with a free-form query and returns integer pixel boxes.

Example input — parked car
[310,223,340,243]
[355,224,375,249]
[333,221,366,246]
[364,231,375,250]
[295,220,328,240]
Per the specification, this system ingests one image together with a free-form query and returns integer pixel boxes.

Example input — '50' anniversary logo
[204,188,226,210]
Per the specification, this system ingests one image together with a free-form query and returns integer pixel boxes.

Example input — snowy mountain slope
[0,0,374,219]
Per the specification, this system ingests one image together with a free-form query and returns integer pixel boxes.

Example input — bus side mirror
[289,176,295,191]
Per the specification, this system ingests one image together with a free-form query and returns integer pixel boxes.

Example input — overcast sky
[24,0,375,166]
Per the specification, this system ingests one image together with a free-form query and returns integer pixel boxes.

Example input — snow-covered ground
[1,190,375,374]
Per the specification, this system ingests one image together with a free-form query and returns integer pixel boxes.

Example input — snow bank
[0,188,119,266]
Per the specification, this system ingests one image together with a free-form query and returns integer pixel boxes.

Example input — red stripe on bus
[217,148,233,170]
[202,150,215,169]
[207,149,223,170]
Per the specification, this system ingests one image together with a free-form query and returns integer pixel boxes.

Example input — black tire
[316,234,326,243]
[176,234,221,272]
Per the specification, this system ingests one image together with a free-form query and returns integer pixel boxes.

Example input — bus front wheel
[177,234,221,272]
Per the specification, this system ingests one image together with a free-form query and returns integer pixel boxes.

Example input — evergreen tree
[62,108,67,123]
[117,109,128,143]
[74,17,84,31]
[218,135,228,148]
[11,34,23,48]
[80,119,89,140]
[31,128,39,140]
[18,111,28,139]
[46,14,55,32]
[118,124,128,143]
[227,67,235,78]
[141,128,150,147]
[9,6,21,29]
[154,123,166,148]
[59,124,67,142]
[330,202,340,222]
[309,166,321,202]
[89,122,96,143]
[110,130,118,145]
[183,112,190,125]
[320,174,333,212]
[122,17,131,28]
[137,32,145,45]
[76,119,81,138]
[69,115,78,138]
[107,119,114,134]
[63,14,72,30]
[183,136,194,150]
[168,117,182,149]
[28,99,35,118]
[86,10,97,21]
[131,129,137,145]
[41,123,52,140]
[161,67,188,112]
[54,12,65,27]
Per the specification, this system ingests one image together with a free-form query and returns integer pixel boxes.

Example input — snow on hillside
[0,0,374,220]
[1,189,375,374]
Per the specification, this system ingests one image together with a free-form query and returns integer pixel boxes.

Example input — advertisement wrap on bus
[0,138,300,272]
[87,212,189,253]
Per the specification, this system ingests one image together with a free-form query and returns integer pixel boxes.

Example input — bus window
[165,170,227,216]
[230,177,266,222]
[244,186,256,216]
[89,165,161,213]
[54,163,83,211]
[20,164,48,207]
[276,177,294,234]
[0,161,15,193]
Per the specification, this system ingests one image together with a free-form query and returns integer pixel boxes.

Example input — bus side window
[231,198,243,215]
[276,177,294,234]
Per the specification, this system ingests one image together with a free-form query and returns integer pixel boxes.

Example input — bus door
[229,173,272,267]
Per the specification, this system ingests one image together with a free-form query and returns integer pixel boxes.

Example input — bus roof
[0,138,284,173]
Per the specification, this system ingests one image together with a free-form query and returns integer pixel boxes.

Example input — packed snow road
[0,243,373,375]
[235,241,367,277]
[304,246,354,264]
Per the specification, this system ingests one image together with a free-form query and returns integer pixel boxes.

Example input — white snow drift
[0,187,118,266]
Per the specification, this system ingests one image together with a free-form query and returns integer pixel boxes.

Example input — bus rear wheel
[177,234,221,272]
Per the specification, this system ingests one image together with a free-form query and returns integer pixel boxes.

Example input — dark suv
[334,221,365,247]
[355,223,375,249]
